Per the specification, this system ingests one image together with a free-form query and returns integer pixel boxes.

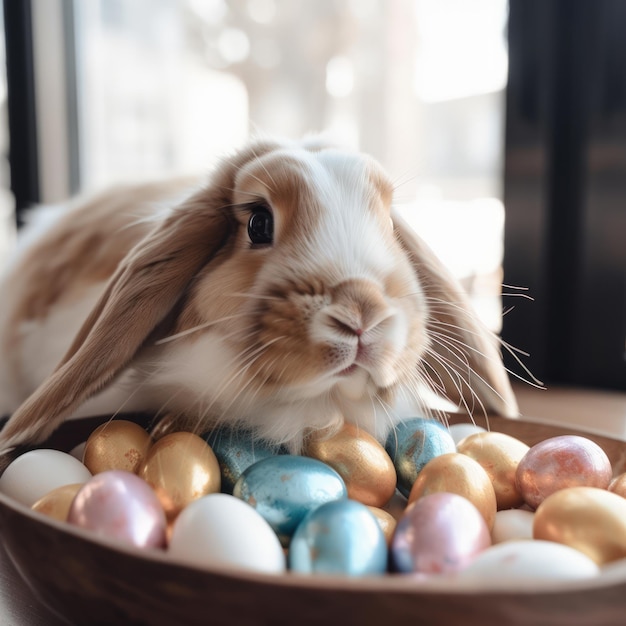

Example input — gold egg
[408,452,497,530]
[608,473,626,498]
[533,486,626,565]
[137,432,220,520]
[366,506,397,545]
[456,431,529,510]
[83,420,152,475]
[31,483,82,522]
[303,423,397,508]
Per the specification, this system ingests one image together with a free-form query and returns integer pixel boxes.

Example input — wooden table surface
[0,384,625,625]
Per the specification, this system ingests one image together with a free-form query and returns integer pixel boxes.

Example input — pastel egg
[457,540,599,587]
[608,472,626,498]
[366,506,397,545]
[31,483,83,521]
[233,455,347,545]
[391,492,491,574]
[448,423,486,445]
[290,499,387,576]
[83,420,152,474]
[303,423,396,507]
[168,493,285,574]
[407,452,497,530]
[203,427,283,494]
[533,486,626,565]
[67,470,167,549]
[138,432,220,520]
[516,435,612,509]
[0,449,92,507]
[456,431,529,509]
[385,418,456,497]
[491,508,535,544]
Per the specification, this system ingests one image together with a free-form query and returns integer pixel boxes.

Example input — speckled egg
[516,435,613,509]
[31,483,83,522]
[391,492,491,574]
[407,452,497,530]
[168,493,285,574]
[304,423,396,507]
[533,486,626,565]
[83,419,152,475]
[203,427,284,494]
[456,431,529,510]
[290,499,387,576]
[385,418,456,497]
[233,455,347,545]
[0,449,92,507]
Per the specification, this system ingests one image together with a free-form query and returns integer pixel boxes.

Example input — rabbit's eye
[248,206,274,245]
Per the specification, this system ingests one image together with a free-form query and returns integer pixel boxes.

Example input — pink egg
[515,435,613,509]
[67,470,167,549]
[390,492,491,575]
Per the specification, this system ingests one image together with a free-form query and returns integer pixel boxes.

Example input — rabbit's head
[0,138,517,453]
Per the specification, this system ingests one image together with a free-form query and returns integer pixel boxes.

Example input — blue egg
[233,455,347,545]
[203,428,284,494]
[289,499,387,576]
[385,417,456,496]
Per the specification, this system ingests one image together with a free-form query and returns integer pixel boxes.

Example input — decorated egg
[391,492,491,574]
[491,509,535,544]
[533,486,626,565]
[290,499,387,576]
[138,432,220,520]
[516,435,612,509]
[303,423,396,507]
[168,493,285,574]
[366,506,397,545]
[456,431,529,509]
[0,449,92,507]
[67,470,167,549]
[233,455,347,545]
[203,427,283,494]
[457,540,600,587]
[31,483,82,521]
[407,452,497,530]
[608,472,626,498]
[385,417,455,497]
[448,423,486,445]
[82,420,152,474]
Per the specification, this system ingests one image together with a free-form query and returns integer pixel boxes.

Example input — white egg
[491,509,535,544]
[598,557,626,585]
[168,493,285,574]
[456,540,599,588]
[448,423,486,446]
[0,449,92,507]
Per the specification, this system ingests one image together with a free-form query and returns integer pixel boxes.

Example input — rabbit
[0,137,518,456]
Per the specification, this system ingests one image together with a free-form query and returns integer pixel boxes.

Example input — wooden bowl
[1,414,626,626]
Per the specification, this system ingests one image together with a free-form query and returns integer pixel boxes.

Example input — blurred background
[0,0,624,393]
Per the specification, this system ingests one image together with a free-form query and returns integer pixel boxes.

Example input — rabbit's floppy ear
[392,208,518,418]
[0,187,236,452]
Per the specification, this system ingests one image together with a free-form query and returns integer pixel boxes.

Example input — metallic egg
[366,506,397,545]
[303,423,397,507]
[233,455,347,546]
[391,492,491,574]
[31,483,83,522]
[385,418,456,497]
[516,435,613,509]
[138,432,221,520]
[83,420,152,475]
[67,470,167,549]
[203,427,284,494]
[456,431,530,510]
[533,486,626,565]
[289,499,387,576]
[608,472,626,498]
[407,452,497,530]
